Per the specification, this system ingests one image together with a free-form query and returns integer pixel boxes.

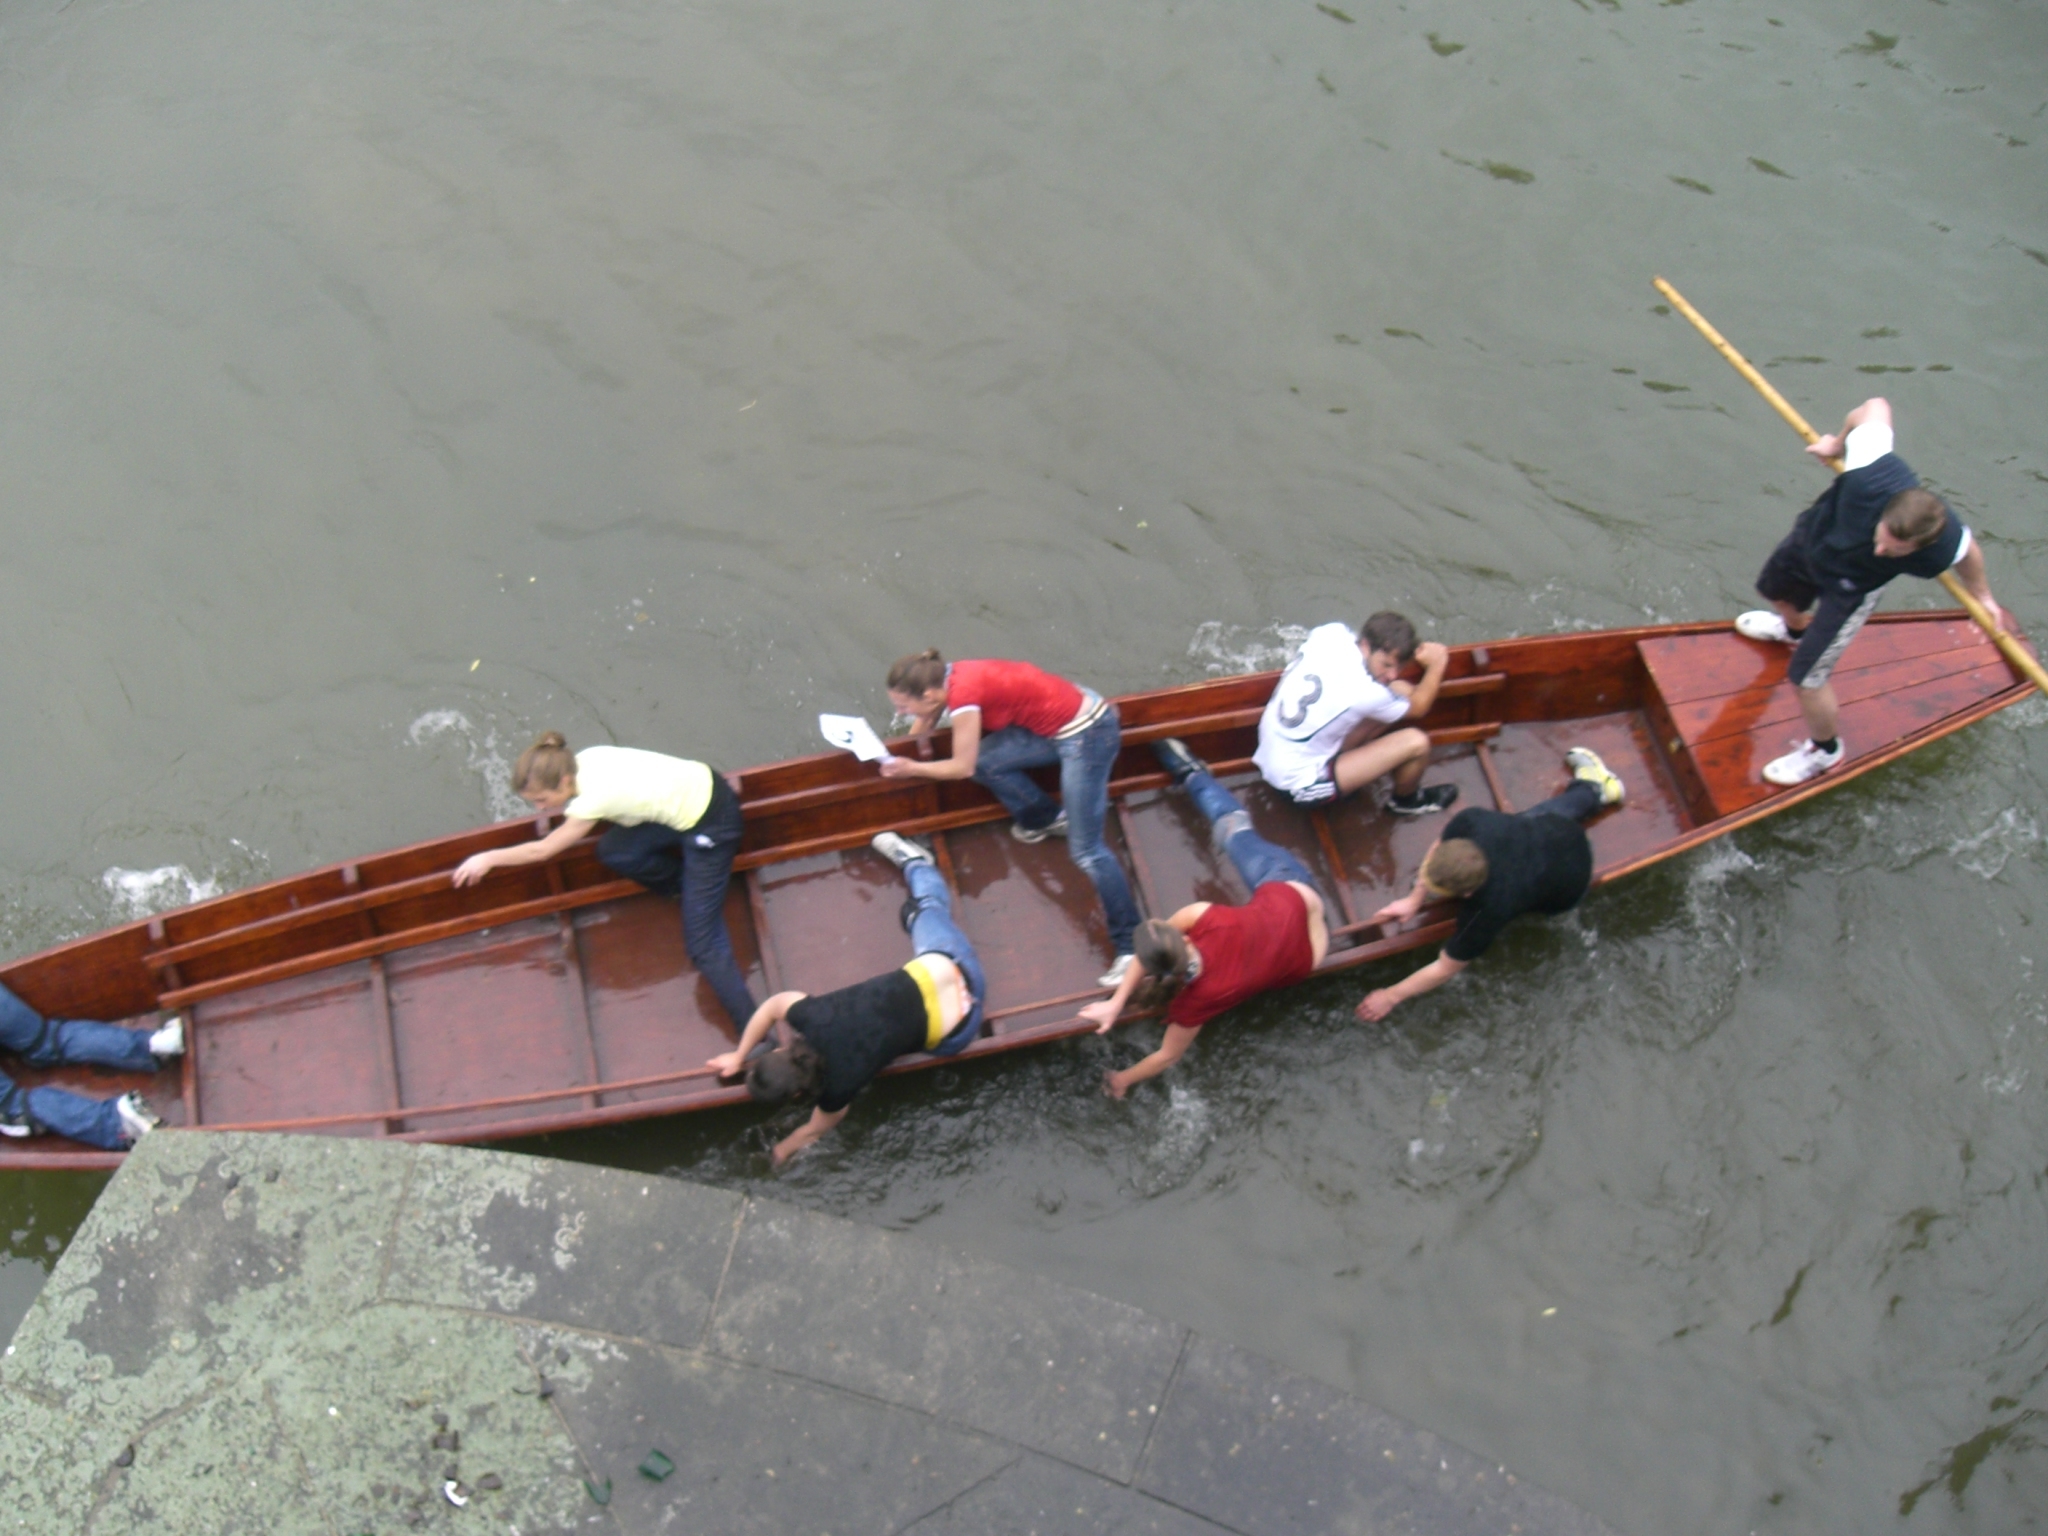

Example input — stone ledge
[0,1132,1618,1536]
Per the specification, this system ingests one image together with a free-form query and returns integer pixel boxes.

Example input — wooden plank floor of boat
[187,882,776,1137]
[1640,617,2011,818]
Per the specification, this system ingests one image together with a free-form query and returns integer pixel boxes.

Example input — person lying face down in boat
[0,980,182,1150]
[452,733,757,1030]
[1736,397,2010,787]
[706,832,985,1166]
[1354,748,1624,1023]
[1082,740,1331,1099]
[881,650,1141,990]
[1253,612,1459,818]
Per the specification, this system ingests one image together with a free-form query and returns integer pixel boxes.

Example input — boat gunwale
[2,610,2031,1167]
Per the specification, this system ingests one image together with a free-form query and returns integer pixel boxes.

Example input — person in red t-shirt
[1082,740,1330,1097]
[881,650,1141,989]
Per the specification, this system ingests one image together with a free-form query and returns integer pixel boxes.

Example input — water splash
[1998,692,2048,732]
[408,709,523,822]
[1186,621,1309,677]
[100,865,223,920]
[1948,807,2040,881]
[1132,1084,1215,1196]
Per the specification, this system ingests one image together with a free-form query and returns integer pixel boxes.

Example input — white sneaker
[115,1093,161,1142]
[1736,610,1795,645]
[1097,955,1136,990]
[1563,747,1625,806]
[0,1113,35,1139]
[149,1016,185,1058]
[1763,738,1844,786]
[869,831,934,869]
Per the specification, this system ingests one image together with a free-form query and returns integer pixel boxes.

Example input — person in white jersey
[452,732,756,1030]
[1252,612,1457,816]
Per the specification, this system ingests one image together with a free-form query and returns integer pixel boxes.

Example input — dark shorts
[1756,528,1881,689]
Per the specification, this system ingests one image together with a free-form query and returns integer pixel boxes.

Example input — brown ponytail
[513,731,577,794]
[887,649,947,696]
[1134,919,1195,1000]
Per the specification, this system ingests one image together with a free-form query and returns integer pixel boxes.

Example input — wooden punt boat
[3,610,2032,1169]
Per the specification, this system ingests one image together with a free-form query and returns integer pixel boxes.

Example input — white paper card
[819,713,888,762]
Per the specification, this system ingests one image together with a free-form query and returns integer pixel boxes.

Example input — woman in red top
[883,650,1141,988]
[1082,741,1330,1097]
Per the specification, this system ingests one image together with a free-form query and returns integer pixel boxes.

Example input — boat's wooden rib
[1,612,2030,1169]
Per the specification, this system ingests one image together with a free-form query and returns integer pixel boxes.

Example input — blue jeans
[1523,780,1604,824]
[1182,770,1318,891]
[972,709,1140,955]
[0,980,156,1150]
[903,861,987,1057]
[595,774,757,1030]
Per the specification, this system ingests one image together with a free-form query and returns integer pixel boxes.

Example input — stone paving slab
[386,1141,742,1346]
[530,1323,1015,1535]
[1,1132,1621,1536]
[709,1197,1185,1482]
[900,1451,1238,1535]
[1139,1335,1614,1536]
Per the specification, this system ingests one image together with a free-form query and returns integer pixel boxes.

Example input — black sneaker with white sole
[1009,813,1068,844]
[1389,784,1459,817]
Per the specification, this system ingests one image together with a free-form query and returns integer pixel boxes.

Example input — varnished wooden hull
[3,611,2029,1168]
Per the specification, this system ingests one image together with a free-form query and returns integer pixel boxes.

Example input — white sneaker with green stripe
[1564,747,1625,806]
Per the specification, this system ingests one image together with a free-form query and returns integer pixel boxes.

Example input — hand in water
[1355,990,1398,1023]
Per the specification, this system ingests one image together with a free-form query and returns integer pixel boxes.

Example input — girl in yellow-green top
[453,732,756,1028]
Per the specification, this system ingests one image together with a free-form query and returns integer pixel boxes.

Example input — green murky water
[3,1,2044,1528]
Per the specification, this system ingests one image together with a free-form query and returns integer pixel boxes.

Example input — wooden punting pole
[1652,275,2046,699]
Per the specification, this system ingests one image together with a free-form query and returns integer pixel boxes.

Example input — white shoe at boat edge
[1763,738,1844,786]
[870,830,934,869]
[1736,610,1795,645]
[116,1093,161,1143]
[1098,954,1136,990]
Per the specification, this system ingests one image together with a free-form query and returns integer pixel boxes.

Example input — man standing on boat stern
[1354,749,1624,1023]
[881,650,1141,989]
[1736,398,2008,786]
[707,832,985,1165]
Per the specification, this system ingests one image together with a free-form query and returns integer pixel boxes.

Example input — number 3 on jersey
[1273,670,1323,733]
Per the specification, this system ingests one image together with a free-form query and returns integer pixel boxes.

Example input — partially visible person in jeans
[0,980,183,1149]
[1355,748,1625,1023]
[880,650,1140,989]
[453,732,756,1030]
[707,831,986,1165]
[1082,740,1331,1098]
